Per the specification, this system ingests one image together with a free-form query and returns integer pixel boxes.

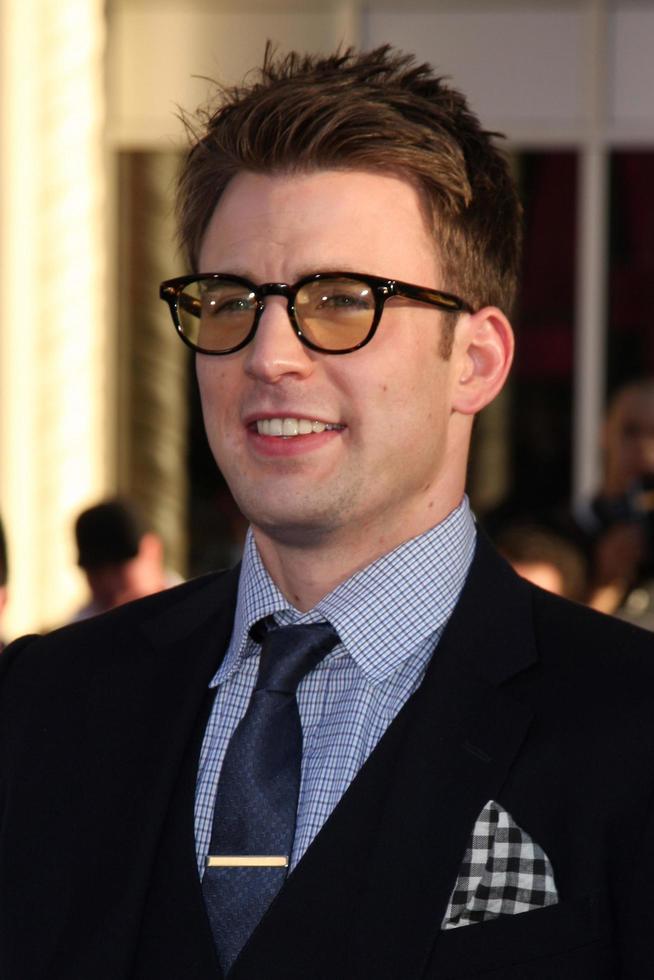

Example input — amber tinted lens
[177,278,257,352]
[295,278,375,350]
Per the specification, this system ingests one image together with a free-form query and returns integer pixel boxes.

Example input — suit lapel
[233,536,537,979]
[124,567,242,979]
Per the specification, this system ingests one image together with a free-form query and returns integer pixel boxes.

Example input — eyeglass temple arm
[160,283,201,318]
[176,291,201,318]
[392,282,472,313]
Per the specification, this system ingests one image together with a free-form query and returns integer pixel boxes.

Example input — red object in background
[608,153,654,385]
[515,153,577,382]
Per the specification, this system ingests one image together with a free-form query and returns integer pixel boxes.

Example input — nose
[243,296,315,383]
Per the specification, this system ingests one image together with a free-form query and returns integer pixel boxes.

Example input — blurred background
[1,0,653,637]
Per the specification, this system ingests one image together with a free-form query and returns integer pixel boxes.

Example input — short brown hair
[177,45,522,317]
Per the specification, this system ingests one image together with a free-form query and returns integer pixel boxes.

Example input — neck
[252,494,465,612]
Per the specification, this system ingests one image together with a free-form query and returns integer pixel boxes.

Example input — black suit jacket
[2,535,654,979]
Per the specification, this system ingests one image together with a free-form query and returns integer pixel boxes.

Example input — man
[578,378,654,619]
[71,498,180,621]
[494,522,588,602]
[2,46,654,979]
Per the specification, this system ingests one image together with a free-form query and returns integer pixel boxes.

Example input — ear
[139,532,164,564]
[0,585,7,616]
[451,306,514,416]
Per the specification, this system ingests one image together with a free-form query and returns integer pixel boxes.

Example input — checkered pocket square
[441,800,558,930]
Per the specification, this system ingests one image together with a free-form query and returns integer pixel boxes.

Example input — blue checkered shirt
[195,497,476,875]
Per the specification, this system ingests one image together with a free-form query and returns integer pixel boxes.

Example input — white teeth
[282,418,298,436]
[255,417,342,437]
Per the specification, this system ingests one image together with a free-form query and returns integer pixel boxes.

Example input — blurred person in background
[3,45,654,980]
[576,378,654,620]
[0,516,7,652]
[72,498,181,621]
[495,522,588,603]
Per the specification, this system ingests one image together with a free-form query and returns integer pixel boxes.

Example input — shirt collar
[212,497,476,688]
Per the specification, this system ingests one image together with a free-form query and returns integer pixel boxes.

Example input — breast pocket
[424,892,615,979]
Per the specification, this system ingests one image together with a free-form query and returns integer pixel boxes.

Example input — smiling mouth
[255,417,345,437]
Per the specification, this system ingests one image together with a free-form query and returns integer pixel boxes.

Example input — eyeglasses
[159,271,472,356]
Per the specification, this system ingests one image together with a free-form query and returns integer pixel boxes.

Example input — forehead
[198,169,440,283]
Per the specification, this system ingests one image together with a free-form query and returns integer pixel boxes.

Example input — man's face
[196,169,473,558]
[84,534,164,611]
[605,387,654,495]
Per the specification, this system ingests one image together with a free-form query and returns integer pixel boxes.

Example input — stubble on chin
[236,481,358,551]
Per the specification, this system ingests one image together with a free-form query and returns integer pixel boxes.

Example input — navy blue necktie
[202,618,339,973]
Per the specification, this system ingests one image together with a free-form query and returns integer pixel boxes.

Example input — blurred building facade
[1,0,653,635]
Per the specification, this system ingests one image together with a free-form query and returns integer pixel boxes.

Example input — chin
[245,505,345,548]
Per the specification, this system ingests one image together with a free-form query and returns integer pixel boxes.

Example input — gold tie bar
[206,855,289,868]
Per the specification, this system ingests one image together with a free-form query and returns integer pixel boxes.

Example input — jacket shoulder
[530,583,654,666]
[0,566,239,687]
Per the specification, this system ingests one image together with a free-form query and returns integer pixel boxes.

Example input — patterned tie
[202,618,339,973]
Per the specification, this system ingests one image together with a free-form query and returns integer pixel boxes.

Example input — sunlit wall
[0,0,109,635]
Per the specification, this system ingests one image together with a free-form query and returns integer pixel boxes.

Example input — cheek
[196,369,241,463]
[196,358,221,398]
[197,362,233,421]
[382,355,450,425]
[364,368,448,456]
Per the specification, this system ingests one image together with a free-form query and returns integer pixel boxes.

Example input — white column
[0,0,109,635]
[572,0,610,504]
[573,146,609,503]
